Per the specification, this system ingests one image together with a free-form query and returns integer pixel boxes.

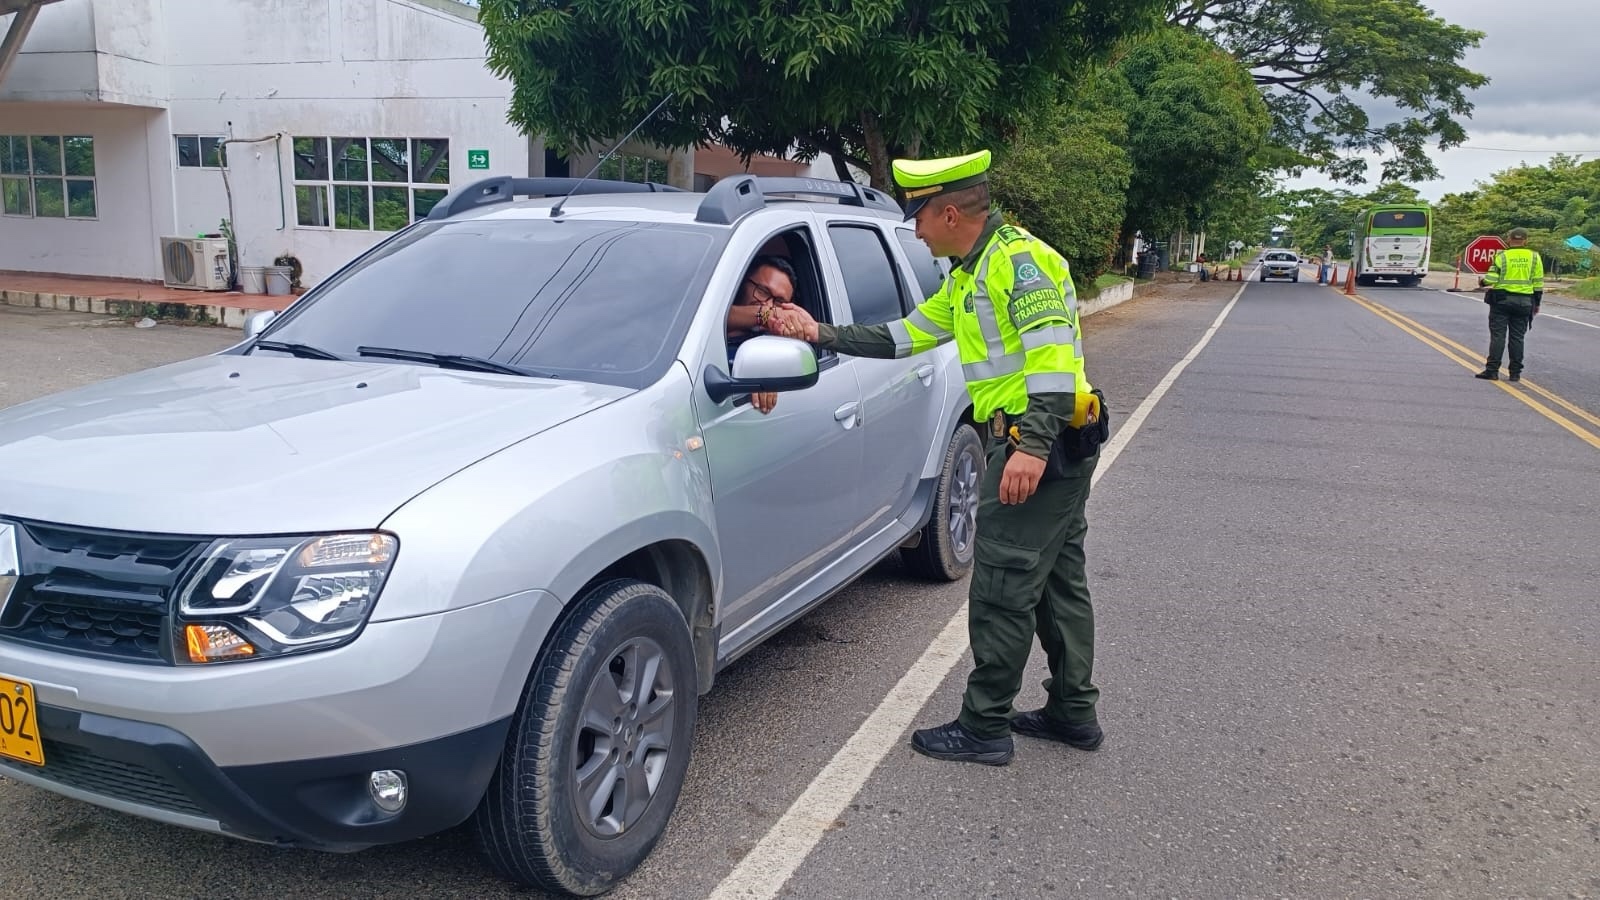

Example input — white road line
[1547,314,1599,329]
[1433,289,1600,329]
[706,276,1253,900]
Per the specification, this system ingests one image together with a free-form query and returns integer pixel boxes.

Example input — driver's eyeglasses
[745,279,791,305]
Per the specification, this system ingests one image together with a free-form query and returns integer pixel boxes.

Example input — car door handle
[834,401,860,428]
[915,363,935,385]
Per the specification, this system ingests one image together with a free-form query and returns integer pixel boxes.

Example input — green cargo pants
[957,441,1100,740]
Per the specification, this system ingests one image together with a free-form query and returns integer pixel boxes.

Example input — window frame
[725,225,838,376]
[174,134,228,169]
[1,134,97,220]
[290,136,450,233]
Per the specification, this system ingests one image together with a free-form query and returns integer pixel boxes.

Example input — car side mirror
[243,310,277,339]
[703,335,819,403]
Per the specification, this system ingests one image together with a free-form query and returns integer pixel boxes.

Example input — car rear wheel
[903,424,984,581]
[476,579,697,896]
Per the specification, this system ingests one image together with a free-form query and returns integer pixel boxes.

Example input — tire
[476,579,697,896]
[1291,274,1299,282]
[903,424,984,581]
[1259,272,1267,282]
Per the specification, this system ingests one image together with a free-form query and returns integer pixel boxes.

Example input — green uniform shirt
[817,211,1089,460]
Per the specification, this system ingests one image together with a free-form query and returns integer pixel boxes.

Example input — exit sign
[467,149,489,169]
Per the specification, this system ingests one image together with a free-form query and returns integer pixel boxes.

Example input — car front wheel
[904,424,984,580]
[476,579,697,896]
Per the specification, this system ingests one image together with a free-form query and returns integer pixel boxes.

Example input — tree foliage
[1433,155,1600,274]
[1118,28,1272,238]
[988,73,1134,284]
[479,0,1166,189]
[1171,0,1487,184]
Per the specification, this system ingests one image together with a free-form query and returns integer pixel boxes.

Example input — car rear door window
[827,224,907,325]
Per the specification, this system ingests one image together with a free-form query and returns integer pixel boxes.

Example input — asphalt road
[0,276,1595,899]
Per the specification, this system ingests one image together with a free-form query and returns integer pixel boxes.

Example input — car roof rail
[426,175,683,221]
[694,175,902,225]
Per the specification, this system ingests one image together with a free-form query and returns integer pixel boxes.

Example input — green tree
[479,0,1166,190]
[1118,28,1272,239]
[1171,0,1487,184]
[988,71,1134,285]
[1432,154,1600,273]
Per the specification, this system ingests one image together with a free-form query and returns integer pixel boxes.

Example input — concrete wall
[0,0,167,105]
[0,104,174,279]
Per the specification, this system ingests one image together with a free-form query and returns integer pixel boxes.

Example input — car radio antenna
[550,92,677,218]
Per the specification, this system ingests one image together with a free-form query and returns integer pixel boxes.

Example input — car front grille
[0,739,209,818]
[0,520,208,664]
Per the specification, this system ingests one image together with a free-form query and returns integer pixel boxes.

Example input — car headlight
[176,533,398,664]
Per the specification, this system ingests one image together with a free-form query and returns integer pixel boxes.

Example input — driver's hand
[751,392,778,414]
[773,303,818,342]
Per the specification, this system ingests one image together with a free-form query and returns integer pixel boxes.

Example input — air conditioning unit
[160,236,232,291]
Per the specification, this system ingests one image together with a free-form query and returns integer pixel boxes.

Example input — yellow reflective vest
[884,219,1090,421]
[1484,247,1544,295]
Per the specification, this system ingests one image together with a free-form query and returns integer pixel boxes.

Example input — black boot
[1474,369,1498,380]
[910,720,1013,765]
[1010,709,1105,751]
[1508,372,1522,383]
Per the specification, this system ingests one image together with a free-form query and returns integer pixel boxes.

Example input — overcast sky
[1281,0,1595,201]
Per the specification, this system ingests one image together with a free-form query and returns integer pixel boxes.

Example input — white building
[0,0,821,287]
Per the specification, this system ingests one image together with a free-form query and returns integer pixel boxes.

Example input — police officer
[1476,227,1545,383]
[778,151,1104,765]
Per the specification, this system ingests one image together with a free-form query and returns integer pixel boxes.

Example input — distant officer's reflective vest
[885,223,1089,419]
[1484,247,1544,296]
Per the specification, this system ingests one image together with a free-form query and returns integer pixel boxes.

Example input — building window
[176,135,227,168]
[292,137,449,231]
[598,154,669,185]
[1,134,96,219]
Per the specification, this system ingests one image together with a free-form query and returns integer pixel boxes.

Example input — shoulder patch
[1006,250,1069,330]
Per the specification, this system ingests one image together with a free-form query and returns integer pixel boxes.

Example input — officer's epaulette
[995,224,1030,245]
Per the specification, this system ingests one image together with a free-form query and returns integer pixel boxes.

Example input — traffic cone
[1344,264,1357,295]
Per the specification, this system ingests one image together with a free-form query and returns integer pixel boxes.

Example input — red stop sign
[1463,235,1507,274]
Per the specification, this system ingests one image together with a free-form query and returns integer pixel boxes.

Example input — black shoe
[910,720,1013,766]
[1474,370,1498,380]
[1508,373,1522,383]
[1010,709,1105,751]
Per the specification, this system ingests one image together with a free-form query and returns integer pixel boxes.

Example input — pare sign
[1462,235,1507,274]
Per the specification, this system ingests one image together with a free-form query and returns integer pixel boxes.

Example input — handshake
[761,302,820,343]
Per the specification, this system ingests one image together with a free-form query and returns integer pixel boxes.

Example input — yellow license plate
[0,676,45,766]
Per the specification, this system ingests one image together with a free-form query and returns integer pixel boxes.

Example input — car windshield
[1267,253,1296,261]
[260,218,724,389]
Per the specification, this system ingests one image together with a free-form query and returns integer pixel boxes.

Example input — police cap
[892,150,991,221]
[1508,227,1529,241]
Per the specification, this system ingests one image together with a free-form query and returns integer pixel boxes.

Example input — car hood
[0,355,629,535]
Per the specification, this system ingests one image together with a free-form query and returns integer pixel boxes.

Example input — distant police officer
[1476,227,1545,383]
[779,151,1106,764]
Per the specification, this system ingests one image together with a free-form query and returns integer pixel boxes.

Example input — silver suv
[0,175,983,895]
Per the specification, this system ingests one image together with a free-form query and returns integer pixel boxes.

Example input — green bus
[1352,203,1432,287]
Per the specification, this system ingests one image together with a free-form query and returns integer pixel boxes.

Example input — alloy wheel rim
[948,448,979,555]
[571,636,677,838]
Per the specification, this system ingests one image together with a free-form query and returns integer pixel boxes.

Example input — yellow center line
[1333,287,1600,451]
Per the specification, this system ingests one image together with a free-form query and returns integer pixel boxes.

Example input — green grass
[1093,273,1132,290]
[1565,277,1600,300]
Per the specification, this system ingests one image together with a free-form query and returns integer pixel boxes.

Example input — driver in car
[725,255,803,414]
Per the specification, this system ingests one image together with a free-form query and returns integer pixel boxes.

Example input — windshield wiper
[356,346,539,377]
[252,339,342,361]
